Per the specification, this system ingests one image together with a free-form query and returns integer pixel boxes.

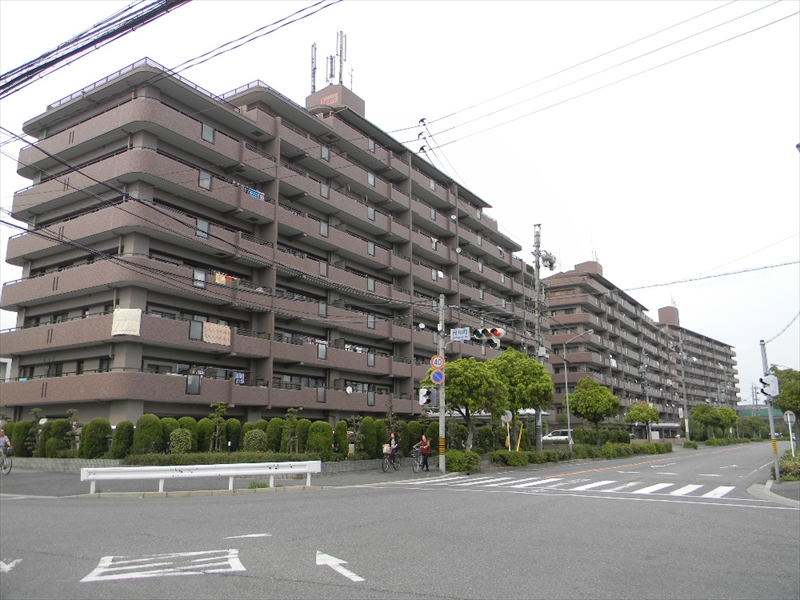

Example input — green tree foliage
[624,402,659,441]
[177,416,198,452]
[281,408,299,453]
[196,417,214,452]
[307,421,334,460]
[266,417,284,452]
[489,348,554,416]
[569,378,622,446]
[374,419,388,457]
[690,404,716,441]
[394,420,409,455]
[431,357,508,450]
[131,414,164,454]
[79,418,112,458]
[255,419,269,433]
[160,417,179,450]
[209,402,227,452]
[225,418,242,451]
[242,421,256,437]
[359,417,377,458]
[242,428,268,452]
[739,416,768,438]
[333,420,348,456]
[714,407,738,437]
[169,428,192,454]
[36,420,54,457]
[406,421,423,446]
[109,420,134,458]
[772,367,800,417]
[295,419,312,453]
[426,422,439,450]
[43,419,72,457]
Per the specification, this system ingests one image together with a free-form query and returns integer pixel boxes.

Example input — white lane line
[569,480,616,491]
[617,471,640,474]
[512,478,563,488]
[698,474,722,477]
[224,533,271,539]
[669,484,703,496]
[632,483,674,494]
[701,486,735,499]
[452,477,514,487]
[603,482,641,492]
[656,472,678,475]
[651,463,676,468]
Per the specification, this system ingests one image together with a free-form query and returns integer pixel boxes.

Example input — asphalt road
[1,443,798,600]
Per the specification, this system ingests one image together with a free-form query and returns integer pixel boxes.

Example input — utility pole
[437,294,446,473]
[531,224,556,453]
[760,339,781,483]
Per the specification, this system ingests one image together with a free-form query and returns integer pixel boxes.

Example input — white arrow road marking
[316,552,364,582]
[224,533,272,539]
[1,560,22,573]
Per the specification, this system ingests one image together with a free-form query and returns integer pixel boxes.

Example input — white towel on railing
[111,308,142,336]
[203,322,231,345]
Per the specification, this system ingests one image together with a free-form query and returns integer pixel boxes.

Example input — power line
[765,311,800,344]
[625,261,800,291]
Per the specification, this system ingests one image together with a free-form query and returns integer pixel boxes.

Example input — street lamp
[560,329,594,449]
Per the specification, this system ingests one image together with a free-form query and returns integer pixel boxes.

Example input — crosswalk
[401,475,740,499]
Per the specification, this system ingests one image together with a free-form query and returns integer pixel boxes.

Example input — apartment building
[544,261,739,431]
[0,58,537,426]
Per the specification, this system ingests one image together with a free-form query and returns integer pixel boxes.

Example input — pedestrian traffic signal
[759,375,780,398]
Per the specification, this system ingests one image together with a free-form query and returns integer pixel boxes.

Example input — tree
[428,357,508,451]
[689,404,715,441]
[624,402,659,441]
[713,407,738,438]
[569,378,621,446]
[772,367,800,442]
[208,402,227,452]
[488,348,553,415]
[739,415,768,439]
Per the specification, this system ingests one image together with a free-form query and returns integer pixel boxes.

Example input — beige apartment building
[544,261,739,434]
[0,58,539,426]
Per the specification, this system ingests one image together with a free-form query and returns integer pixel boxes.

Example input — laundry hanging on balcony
[203,321,231,345]
[111,308,142,336]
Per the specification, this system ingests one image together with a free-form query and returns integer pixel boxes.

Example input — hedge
[306,421,334,461]
[177,417,198,452]
[109,420,134,458]
[243,429,268,453]
[131,414,163,454]
[445,450,481,472]
[170,428,192,454]
[80,418,112,459]
[124,451,319,466]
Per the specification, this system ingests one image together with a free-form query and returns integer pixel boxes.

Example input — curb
[746,481,800,508]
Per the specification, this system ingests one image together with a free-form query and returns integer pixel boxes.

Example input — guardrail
[80,460,322,493]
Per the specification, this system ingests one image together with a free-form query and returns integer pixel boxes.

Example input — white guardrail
[80,461,322,494]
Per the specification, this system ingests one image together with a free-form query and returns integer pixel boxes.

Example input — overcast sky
[1,0,798,402]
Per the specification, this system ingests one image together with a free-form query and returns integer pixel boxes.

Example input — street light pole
[561,329,594,450]
[437,294,446,474]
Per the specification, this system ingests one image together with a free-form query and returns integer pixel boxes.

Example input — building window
[367,206,375,221]
[478,261,484,272]
[479,289,485,300]
[367,391,376,406]
[186,374,202,395]
[367,139,376,152]
[317,344,327,360]
[368,277,375,292]
[367,314,375,329]
[430,208,436,221]
[367,173,375,187]
[431,268,438,281]
[321,145,330,161]
[320,183,329,198]
[196,218,209,239]
[316,387,326,403]
[46,363,63,378]
[368,353,375,367]
[368,241,375,256]
[98,358,110,373]
[193,269,206,288]
[477,235,482,246]
[319,262,328,277]
[53,313,67,323]
[19,365,34,380]
[320,222,329,237]
[429,179,436,191]
[500,273,505,283]
[201,123,215,144]
[76,360,84,375]
[198,170,212,190]
[319,302,328,318]
[189,320,203,340]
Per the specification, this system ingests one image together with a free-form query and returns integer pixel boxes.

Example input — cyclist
[0,429,11,455]
[388,432,399,465]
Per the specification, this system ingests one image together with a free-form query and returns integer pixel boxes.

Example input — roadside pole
[760,340,781,483]
[438,294,446,474]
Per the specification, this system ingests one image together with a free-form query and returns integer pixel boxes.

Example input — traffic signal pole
[760,339,781,483]
[438,294,446,473]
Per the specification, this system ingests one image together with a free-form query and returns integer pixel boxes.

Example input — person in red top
[419,434,432,471]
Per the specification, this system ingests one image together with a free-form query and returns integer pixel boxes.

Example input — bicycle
[1,448,12,475]
[411,447,423,473]
[381,450,401,472]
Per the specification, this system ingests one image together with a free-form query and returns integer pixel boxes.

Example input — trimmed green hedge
[445,450,481,472]
[124,451,320,466]
[80,418,112,459]
[705,438,752,446]
[243,429,268,453]
[110,421,134,458]
[131,414,163,454]
[170,428,192,454]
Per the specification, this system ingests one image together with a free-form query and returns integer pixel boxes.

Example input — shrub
[36,421,53,457]
[307,421,334,461]
[526,451,546,464]
[601,441,617,459]
[406,421,423,446]
[45,436,68,458]
[266,418,284,452]
[160,417,180,450]
[774,455,800,481]
[44,419,73,458]
[359,417,377,458]
[177,416,198,452]
[334,420,348,456]
[296,419,312,453]
[683,440,699,449]
[426,422,439,450]
[243,429,268,453]
[492,450,528,466]
[80,418,112,458]
[124,451,321,466]
[170,428,192,454]
[226,418,242,452]
[196,418,214,452]
[571,444,600,459]
[131,414,164,454]
[446,450,481,472]
[394,421,409,455]
[11,421,34,457]
[615,443,635,456]
[374,419,388,457]
[542,450,559,462]
[1,422,15,443]
[242,422,256,437]
[255,419,269,433]
[109,420,134,458]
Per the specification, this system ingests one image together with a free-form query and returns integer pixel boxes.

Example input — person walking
[419,434,431,471]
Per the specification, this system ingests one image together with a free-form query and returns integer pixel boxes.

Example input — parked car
[542,429,572,442]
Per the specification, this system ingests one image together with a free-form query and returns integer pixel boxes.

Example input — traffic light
[419,387,438,406]
[471,327,505,348]
[759,375,780,398]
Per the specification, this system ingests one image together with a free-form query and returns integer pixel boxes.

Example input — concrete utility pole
[760,339,781,483]
[437,294,446,473]
[531,224,556,453]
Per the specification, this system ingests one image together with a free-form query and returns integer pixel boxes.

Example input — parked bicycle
[410,447,423,473]
[1,448,12,475]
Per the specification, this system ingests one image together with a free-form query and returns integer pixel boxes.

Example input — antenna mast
[310,43,317,93]
[336,31,347,85]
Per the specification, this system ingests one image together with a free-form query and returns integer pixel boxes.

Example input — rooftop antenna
[310,43,317,93]
[326,54,335,85]
[336,31,347,86]
[350,66,354,91]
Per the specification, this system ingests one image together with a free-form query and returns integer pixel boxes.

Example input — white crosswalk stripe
[484,477,543,487]
[603,482,641,492]
[701,486,735,498]
[452,477,514,487]
[569,480,616,491]
[511,478,563,488]
[670,484,703,496]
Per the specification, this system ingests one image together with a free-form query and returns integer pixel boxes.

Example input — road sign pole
[760,340,781,483]
[438,294,446,474]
